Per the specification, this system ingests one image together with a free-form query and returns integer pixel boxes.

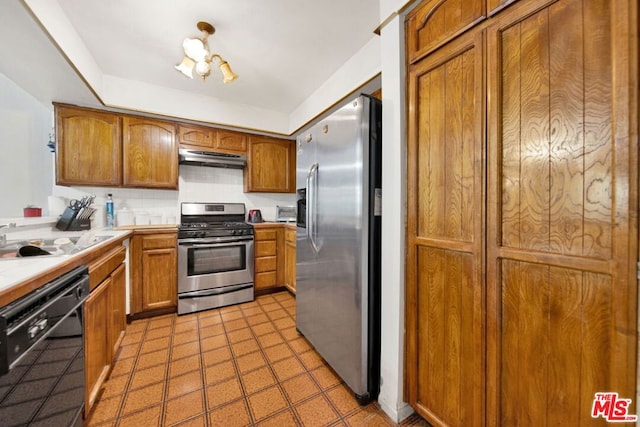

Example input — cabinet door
[216,130,247,154]
[406,0,486,63]
[406,28,485,427]
[142,247,177,311]
[178,124,216,150]
[245,137,295,193]
[122,117,178,189]
[108,263,126,360]
[284,237,296,293]
[486,0,637,425]
[84,279,110,412]
[55,105,121,186]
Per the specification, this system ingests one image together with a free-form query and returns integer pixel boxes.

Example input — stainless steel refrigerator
[295,94,381,404]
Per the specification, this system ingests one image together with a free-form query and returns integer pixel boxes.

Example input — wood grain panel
[518,9,551,251]
[499,23,522,248]
[548,0,585,256]
[406,0,486,62]
[216,130,247,154]
[255,241,276,257]
[245,136,295,193]
[582,0,613,259]
[486,1,638,426]
[499,260,614,425]
[55,106,121,187]
[122,117,178,189]
[255,256,277,273]
[178,124,215,150]
[407,28,485,427]
[142,248,177,311]
[416,48,478,243]
[415,246,481,426]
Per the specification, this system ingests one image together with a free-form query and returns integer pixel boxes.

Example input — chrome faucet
[0,222,16,247]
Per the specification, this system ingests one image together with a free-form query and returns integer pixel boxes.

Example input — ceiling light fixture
[175,21,238,83]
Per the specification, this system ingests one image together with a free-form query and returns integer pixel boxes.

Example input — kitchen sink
[0,235,112,259]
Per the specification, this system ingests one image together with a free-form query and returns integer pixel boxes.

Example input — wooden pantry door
[486,0,638,425]
[406,28,486,427]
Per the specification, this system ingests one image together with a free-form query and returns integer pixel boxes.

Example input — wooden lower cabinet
[254,226,284,291]
[84,278,110,413]
[130,230,178,315]
[284,227,296,293]
[84,248,126,414]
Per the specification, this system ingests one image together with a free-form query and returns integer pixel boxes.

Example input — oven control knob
[231,230,238,235]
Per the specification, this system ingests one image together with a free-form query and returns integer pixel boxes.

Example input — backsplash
[56,165,296,226]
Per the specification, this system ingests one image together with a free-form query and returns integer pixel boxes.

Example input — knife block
[55,207,92,231]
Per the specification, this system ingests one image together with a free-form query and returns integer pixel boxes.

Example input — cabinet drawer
[142,234,177,250]
[89,246,126,291]
[254,228,278,240]
[255,240,276,257]
[255,256,277,273]
[285,228,296,243]
[255,271,277,289]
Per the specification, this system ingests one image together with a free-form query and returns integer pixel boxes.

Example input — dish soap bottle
[106,194,114,228]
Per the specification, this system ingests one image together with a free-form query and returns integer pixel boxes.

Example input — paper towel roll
[48,196,67,217]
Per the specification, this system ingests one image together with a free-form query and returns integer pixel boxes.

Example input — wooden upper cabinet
[406,0,486,63]
[178,124,216,150]
[216,129,247,154]
[179,124,247,155]
[122,116,178,189]
[245,136,295,193]
[55,105,122,187]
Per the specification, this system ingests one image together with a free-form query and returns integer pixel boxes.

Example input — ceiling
[0,1,380,133]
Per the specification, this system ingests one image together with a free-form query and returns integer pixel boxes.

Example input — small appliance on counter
[275,206,296,223]
[247,209,263,223]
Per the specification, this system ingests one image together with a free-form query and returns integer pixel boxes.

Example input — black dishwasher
[0,266,89,427]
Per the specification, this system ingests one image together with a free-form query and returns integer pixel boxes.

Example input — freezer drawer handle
[306,163,320,253]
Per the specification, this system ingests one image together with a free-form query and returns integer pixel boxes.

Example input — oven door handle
[178,237,253,245]
[178,283,253,299]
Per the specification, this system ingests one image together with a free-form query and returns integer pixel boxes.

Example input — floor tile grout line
[110,319,150,426]
[157,317,174,427]
[218,305,257,426]
[237,295,304,426]
[195,313,211,427]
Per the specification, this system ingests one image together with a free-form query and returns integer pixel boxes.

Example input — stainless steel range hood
[178,148,246,169]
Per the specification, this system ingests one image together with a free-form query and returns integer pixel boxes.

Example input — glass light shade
[183,37,209,62]
[195,61,211,79]
[218,61,238,83]
[175,57,195,78]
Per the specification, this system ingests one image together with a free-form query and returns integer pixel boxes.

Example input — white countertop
[0,227,131,297]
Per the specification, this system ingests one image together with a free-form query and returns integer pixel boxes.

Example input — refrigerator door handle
[307,163,320,252]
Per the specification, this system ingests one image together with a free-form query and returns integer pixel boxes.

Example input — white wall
[377,13,411,423]
[0,73,54,217]
[58,166,295,227]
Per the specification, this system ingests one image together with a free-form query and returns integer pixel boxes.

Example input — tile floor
[86,291,429,427]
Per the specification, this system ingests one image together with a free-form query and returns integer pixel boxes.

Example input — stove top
[178,202,253,239]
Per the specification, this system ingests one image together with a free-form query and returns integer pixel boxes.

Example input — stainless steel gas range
[177,202,254,315]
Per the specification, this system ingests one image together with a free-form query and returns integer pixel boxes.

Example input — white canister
[135,212,150,226]
[149,214,162,225]
[116,209,134,227]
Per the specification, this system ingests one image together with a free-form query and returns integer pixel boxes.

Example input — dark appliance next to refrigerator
[296,94,382,404]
